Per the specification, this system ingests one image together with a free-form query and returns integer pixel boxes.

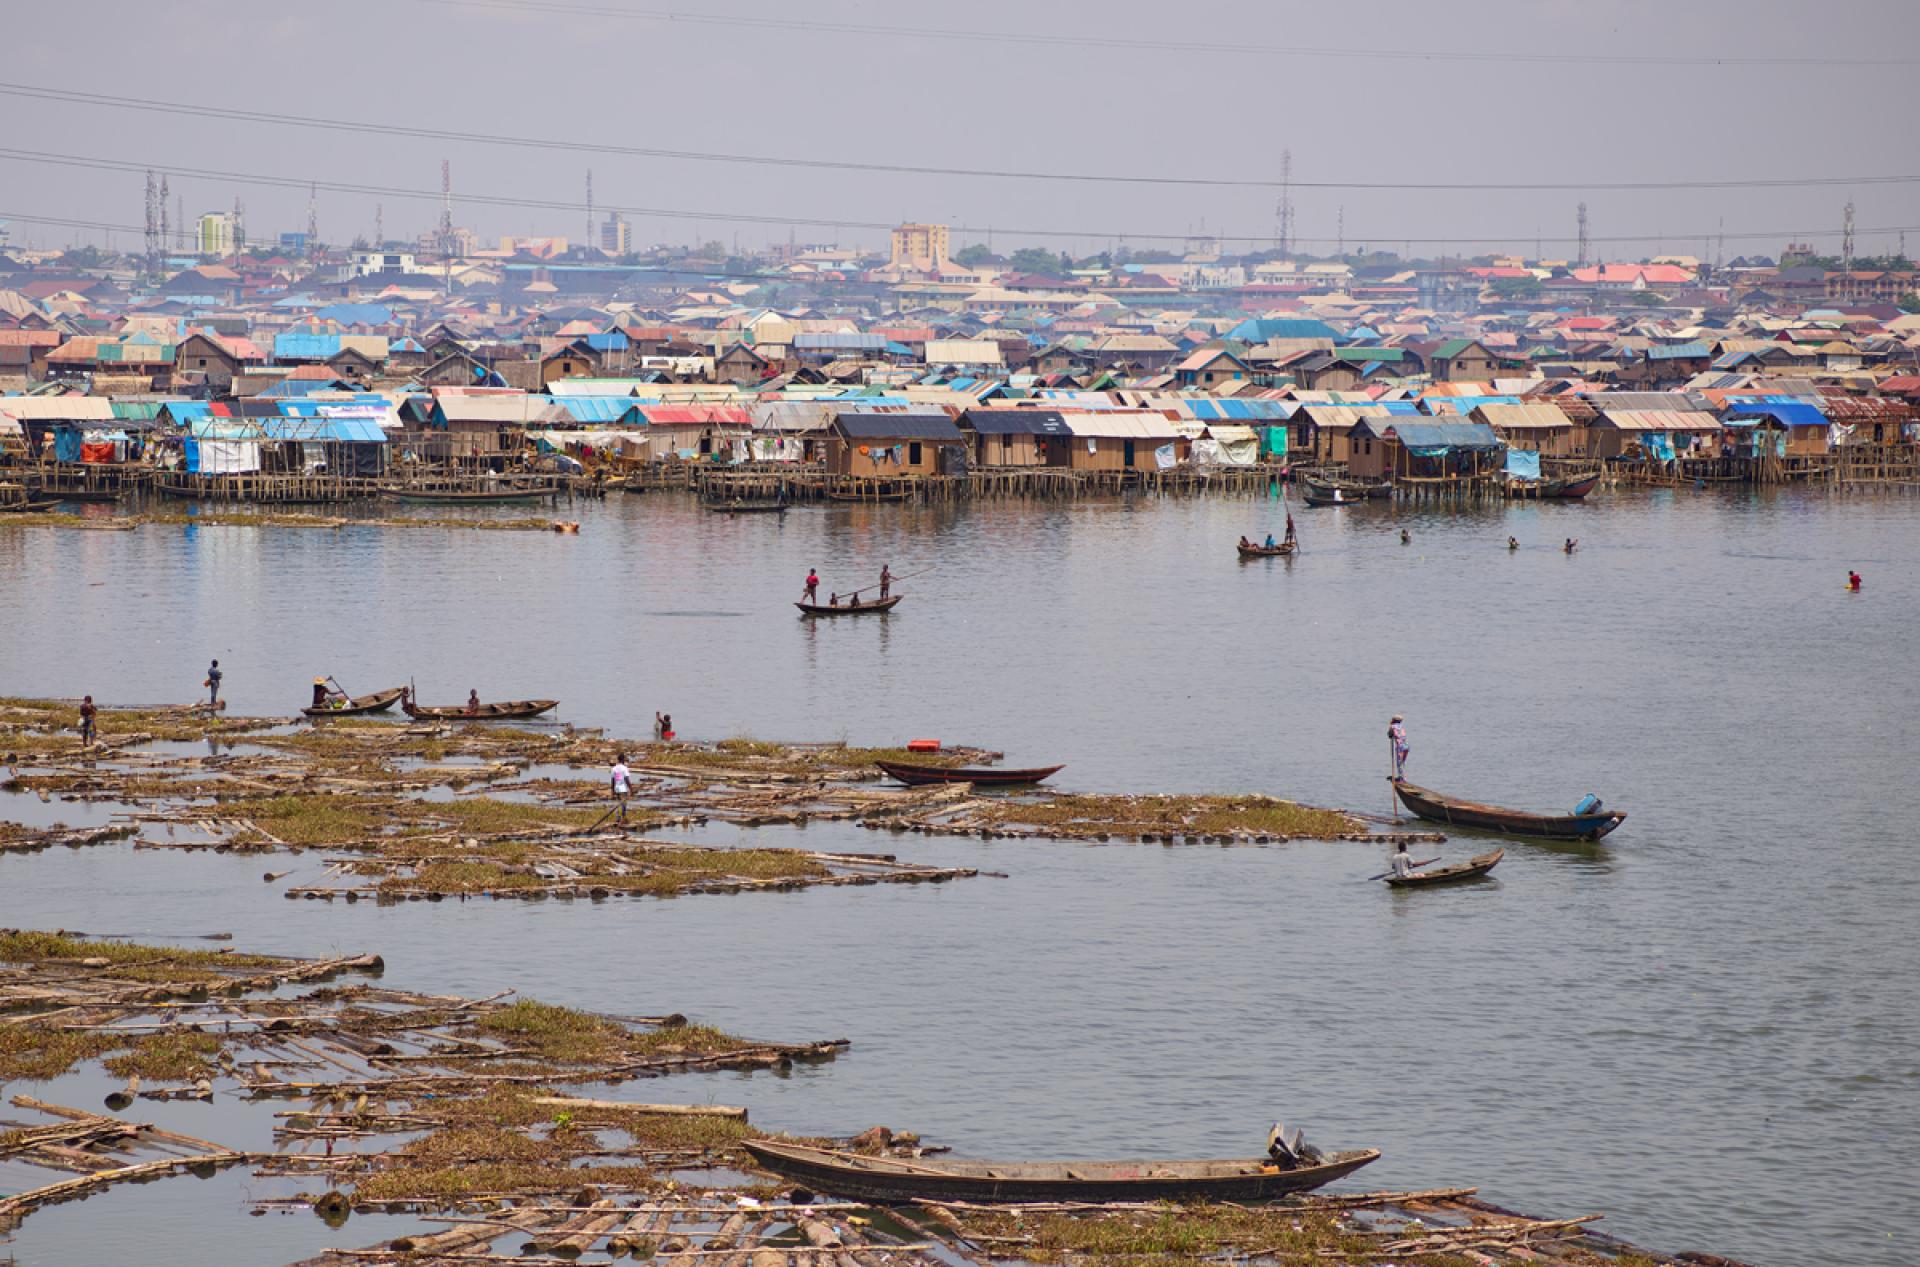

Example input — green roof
[1332,347,1407,363]
[1435,338,1480,358]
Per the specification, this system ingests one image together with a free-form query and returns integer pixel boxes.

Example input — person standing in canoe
[1389,715,1409,780]
[609,753,631,825]
[78,695,97,747]
[803,569,819,604]
[879,564,892,600]
[205,660,223,709]
[1284,514,1296,548]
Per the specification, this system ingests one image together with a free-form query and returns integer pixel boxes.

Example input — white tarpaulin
[195,438,261,473]
[1154,443,1177,469]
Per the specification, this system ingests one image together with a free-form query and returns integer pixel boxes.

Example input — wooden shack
[1059,411,1183,471]
[1587,409,1725,461]
[825,412,965,477]
[958,408,1071,468]
[1347,419,1506,482]
[1473,402,1582,457]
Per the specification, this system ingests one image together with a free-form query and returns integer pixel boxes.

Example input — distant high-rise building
[601,212,631,256]
[197,211,239,257]
[889,223,950,273]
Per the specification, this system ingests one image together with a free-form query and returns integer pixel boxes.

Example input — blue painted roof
[1720,400,1828,428]
[261,415,388,443]
[276,395,389,417]
[1227,317,1339,343]
[1184,398,1293,421]
[274,332,343,361]
[314,303,392,326]
[553,396,634,424]
[1419,395,1521,415]
[1358,420,1505,450]
[582,332,629,352]
[1648,341,1711,361]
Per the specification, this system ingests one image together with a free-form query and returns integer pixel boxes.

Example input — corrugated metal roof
[275,332,343,361]
[1474,403,1575,431]
[1720,401,1828,428]
[1354,420,1504,450]
[961,409,1071,436]
[832,412,963,440]
[1595,410,1724,432]
[1647,341,1711,361]
[1061,412,1181,440]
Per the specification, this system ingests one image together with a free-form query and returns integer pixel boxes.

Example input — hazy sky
[4,0,1918,260]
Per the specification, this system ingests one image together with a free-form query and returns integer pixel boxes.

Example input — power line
[411,0,1920,68]
[7,146,1917,250]
[8,207,1919,262]
[4,81,1918,194]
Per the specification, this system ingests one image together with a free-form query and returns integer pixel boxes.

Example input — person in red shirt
[78,696,97,747]
[1848,571,1862,592]
[804,569,819,603]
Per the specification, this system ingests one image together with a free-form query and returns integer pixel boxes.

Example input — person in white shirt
[1389,840,1418,879]
[610,754,631,824]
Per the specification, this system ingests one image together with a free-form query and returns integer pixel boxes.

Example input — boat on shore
[796,595,902,616]
[742,1138,1380,1204]
[301,687,407,718]
[403,698,558,721]
[1390,778,1625,841]
[1384,847,1504,888]
[877,760,1062,787]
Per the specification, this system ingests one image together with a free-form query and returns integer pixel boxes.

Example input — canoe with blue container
[1389,778,1625,842]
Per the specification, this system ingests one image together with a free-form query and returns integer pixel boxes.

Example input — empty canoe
[1390,778,1625,841]
[876,761,1062,787]
[742,1138,1379,1204]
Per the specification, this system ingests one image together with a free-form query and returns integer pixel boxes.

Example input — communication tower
[1842,200,1855,270]
[1576,202,1590,268]
[143,170,160,273]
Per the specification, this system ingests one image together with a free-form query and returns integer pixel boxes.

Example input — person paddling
[1389,839,1419,879]
[879,564,892,600]
[1389,714,1409,780]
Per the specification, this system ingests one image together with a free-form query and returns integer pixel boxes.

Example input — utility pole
[1842,200,1855,270]
[1576,201,1590,269]
[438,159,455,257]
[1276,149,1294,260]
[143,170,159,275]
[306,182,320,260]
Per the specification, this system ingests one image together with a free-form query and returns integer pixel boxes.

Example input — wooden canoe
[301,687,406,718]
[1542,471,1602,499]
[1237,541,1295,557]
[379,487,555,504]
[404,699,558,721]
[705,500,789,514]
[1299,473,1392,500]
[1390,778,1626,842]
[0,497,64,514]
[1384,847,1504,888]
[877,761,1062,787]
[796,596,902,616]
[742,1139,1380,1205]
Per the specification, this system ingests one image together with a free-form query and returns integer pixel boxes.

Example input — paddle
[1367,860,1443,879]
[840,566,937,601]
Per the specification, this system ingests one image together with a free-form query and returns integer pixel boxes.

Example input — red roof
[634,405,750,426]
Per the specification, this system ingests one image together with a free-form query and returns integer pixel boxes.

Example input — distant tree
[1008,247,1062,274]
[1900,292,1920,313]
[953,243,998,268]
[1490,276,1543,298]
[56,244,108,269]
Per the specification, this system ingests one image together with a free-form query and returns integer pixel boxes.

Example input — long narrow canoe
[1542,471,1602,499]
[877,760,1062,787]
[796,596,902,616]
[742,1139,1379,1204]
[705,499,789,514]
[379,487,555,504]
[1237,541,1296,557]
[1299,473,1393,500]
[301,687,406,718]
[1390,778,1625,841]
[1384,848,1504,888]
[0,497,64,514]
[404,699,558,721]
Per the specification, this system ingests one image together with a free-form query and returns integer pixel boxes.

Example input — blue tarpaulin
[1505,449,1542,479]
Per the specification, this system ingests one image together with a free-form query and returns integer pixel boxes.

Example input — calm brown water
[1,487,1916,1267]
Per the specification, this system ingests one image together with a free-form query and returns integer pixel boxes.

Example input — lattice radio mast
[233,196,246,255]
[1842,200,1855,270]
[143,170,160,273]
[306,182,320,259]
[158,173,171,254]
[1576,202,1590,268]
[1275,149,1294,259]
[438,160,455,256]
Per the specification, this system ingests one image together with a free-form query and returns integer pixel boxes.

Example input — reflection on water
[3,488,1919,1267]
